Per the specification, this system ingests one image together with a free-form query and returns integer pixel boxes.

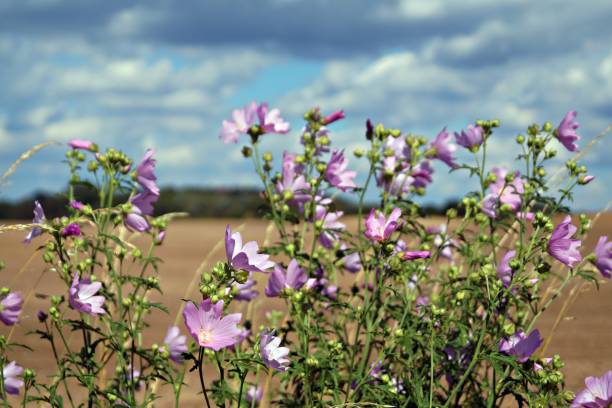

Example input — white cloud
[44,117,102,140]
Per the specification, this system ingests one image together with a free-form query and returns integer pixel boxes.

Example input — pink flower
[162,326,188,363]
[69,273,105,315]
[428,127,457,168]
[124,190,158,232]
[246,385,263,405]
[24,200,46,243]
[260,329,290,371]
[499,330,542,363]
[325,149,357,191]
[61,223,81,237]
[401,251,431,260]
[315,206,345,249]
[364,208,402,242]
[68,139,97,152]
[136,149,159,195]
[70,200,85,211]
[275,151,310,208]
[497,250,516,288]
[0,292,23,326]
[594,236,612,278]
[265,259,307,297]
[220,101,289,143]
[231,276,259,301]
[547,216,582,268]
[490,168,524,211]
[225,226,275,273]
[455,125,484,149]
[2,361,24,395]
[557,110,581,152]
[182,299,242,351]
[322,109,345,125]
[572,371,612,408]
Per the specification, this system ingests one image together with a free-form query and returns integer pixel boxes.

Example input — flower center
[197,329,212,345]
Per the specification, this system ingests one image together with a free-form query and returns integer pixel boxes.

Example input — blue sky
[0,0,610,210]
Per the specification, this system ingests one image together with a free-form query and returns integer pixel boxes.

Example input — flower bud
[353,148,365,158]
[241,146,252,158]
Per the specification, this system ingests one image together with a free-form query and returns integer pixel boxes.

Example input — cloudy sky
[0,0,610,209]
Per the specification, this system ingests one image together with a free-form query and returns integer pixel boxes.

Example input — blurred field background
[0,214,610,406]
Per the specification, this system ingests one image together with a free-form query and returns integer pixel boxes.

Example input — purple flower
[183,299,242,351]
[490,168,524,211]
[136,149,159,195]
[124,190,158,232]
[497,250,516,288]
[594,236,612,278]
[430,224,454,260]
[0,292,23,326]
[322,109,345,125]
[225,226,274,273]
[325,150,357,191]
[557,110,581,152]
[499,330,542,363]
[480,193,498,218]
[220,101,289,143]
[411,161,434,189]
[572,371,612,408]
[364,208,402,242]
[68,139,97,151]
[2,361,24,395]
[455,124,484,150]
[275,151,310,207]
[316,208,346,249]
[69,273,105,315]
[265,259,307,297]
[580,175,595,185]
[162,326,188,363]
[61,223,81,237]
[246,385,263,405]
[70,200,85,210]
[260,329,290,371]
[340,247,361,273]
[232,276,259,301]
[548,216,582,268]
[402,251,431,261]
[24,200,46,243]
[428,127,457,168]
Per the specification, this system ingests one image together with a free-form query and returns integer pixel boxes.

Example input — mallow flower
[246,385,263,405]
[275,151,310,208]
[0,292,23,326]
[499,330,542,363]
[340,245,361,273]
[124,190,158,232]
[497,250,516,288]
[490,168,524,211]
[69,273,106,315]
[61,223,81,237]
[225,226,274,273]
[455,124,484,150]
[316,207,346,249]
[265,259,307,297]
[220,101,289,143]
[161,326,188,363]
[411,161,434,189]
[2,361,24,395]
[364,208,402,242]
[183,299,242,351]
[136,149,159,195]
[401,251,431,261]
[556,110,581,152]
[325,149,357,191]
[571,370,612,408]
[24,200,46,243]
[547,216,582,268]
[68,139,97,152]
[594,236,612,278]
[427,127,457,168]
[260,329,290,371]
[231,276,259,301]
[322,109,345,125]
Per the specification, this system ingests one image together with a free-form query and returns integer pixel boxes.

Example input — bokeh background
[0,0,611,211]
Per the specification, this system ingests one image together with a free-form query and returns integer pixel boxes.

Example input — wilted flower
[401,251,431,261]
[220,101,289,143]
[161,326,188,363]
[557,110,581,152]
[68,139,97,151]
[571,370,612,408]
[136,149,159,195]
[499,330,542,363]
[265,259,307,297]
[364,208,402,242]
[246,385,263,405]
[260,329,290,371]
[547,216,582,268]
[225,226,274,273]
[24,200,46,243]
[70,200,85,211]
[0,292,23,326]
[232,277,259,301]
[325,149,357,191]
[455,124,484,150]
[183,299,242,351]
[427,127,457,168]
[61,223,81,237]
[497,250,516,288]
[69,273,105,315]
[2,361,24,395]
[322,109,345,125]
[594,236,611,278]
